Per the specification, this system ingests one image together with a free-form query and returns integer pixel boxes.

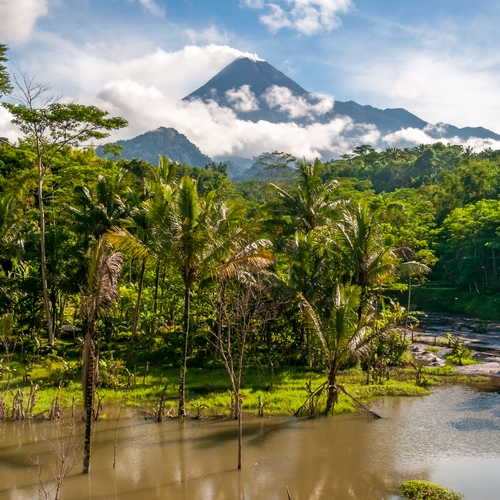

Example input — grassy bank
[399,285,500,320]
[1,352,488,419]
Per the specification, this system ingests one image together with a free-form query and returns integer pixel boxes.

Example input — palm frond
[299,293,331,363]
[107,226,150,261]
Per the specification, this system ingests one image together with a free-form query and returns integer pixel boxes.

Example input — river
[0,384,499,499]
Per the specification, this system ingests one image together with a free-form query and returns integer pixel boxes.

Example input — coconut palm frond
[178,176,199,227]
[299,293,331,363]
[107,226,150,261]
[217,250,275,281]
[398,260,431,278]
[83,236,123,320]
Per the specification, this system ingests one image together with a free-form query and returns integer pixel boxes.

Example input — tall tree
[0,44,12,98]
[2,73,127,345]
[334,202,394,315]
[81,236,122,474]
[270,158,338,236]
[300,285,374,414]
[109,175,268,417]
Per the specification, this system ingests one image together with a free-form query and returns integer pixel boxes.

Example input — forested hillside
[1,137,499,355]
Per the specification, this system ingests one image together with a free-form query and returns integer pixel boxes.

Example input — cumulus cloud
[382,127,436,146]
[242,0,353,34]
[0,107,21,143]
[1,37,497,161]
[263,85,334,118]
[341,25,500,133]
[28,43,263,101]
[0,0,49,44]
[380,126,500,152]
[225,85,260,112]
[90,77,380,159]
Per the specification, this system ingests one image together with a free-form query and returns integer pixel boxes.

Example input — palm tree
[3,74,127,346]
[66,173,128,248]
[300,285,374,414]
[109,175,266,417]
[270,158,338,236]
[81,236,122,473]
[287,230,330,366]
[270,159,339,365]
[334,202,395,315]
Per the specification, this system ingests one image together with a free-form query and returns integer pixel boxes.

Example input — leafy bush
[98,356,126,389]
[400,480,464,500]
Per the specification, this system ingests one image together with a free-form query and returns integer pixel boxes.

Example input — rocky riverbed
[411,312,500,377]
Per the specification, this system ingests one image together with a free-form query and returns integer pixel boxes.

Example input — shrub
[399,480,464,500]
[98,356,126,389]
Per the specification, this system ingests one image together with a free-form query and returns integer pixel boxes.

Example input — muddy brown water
[0,385,499,499]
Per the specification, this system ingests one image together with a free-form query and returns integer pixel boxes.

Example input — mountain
[183,57,500,142]
[98,127,212,167]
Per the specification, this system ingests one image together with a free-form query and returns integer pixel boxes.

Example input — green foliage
[98,356,126,389]
[0,44,12,98]
[399,480,464,500]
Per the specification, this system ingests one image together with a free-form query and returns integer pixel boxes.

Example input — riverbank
[0,364,433,420]
[2,356,492,421]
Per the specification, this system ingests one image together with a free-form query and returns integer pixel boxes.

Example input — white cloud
[381,126,500,152]
[185,26,230,46]
[85,77,379,159]
[135,0,165,17]
[243,0,353,34]
[240,0,265,8]
[0,0,49,44]
[383,127,435,146]
[337,20,500,133]
[225,85,260,112]
[263,85,333,118]
[25,43,262,101]
[0,107,20,142]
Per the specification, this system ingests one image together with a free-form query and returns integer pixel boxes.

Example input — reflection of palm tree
[81,236,122,473]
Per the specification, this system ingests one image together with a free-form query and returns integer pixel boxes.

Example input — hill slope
[98,127,212,167]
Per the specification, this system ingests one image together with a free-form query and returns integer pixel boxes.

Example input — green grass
[0,354,488,419]
[425,346,440,353]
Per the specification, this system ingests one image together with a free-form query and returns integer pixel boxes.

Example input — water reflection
[0,386,499,499]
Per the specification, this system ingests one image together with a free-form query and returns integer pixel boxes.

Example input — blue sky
[1,0,500,158]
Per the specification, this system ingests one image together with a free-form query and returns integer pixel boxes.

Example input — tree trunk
[405,276,412,335]
[132,259,146,337]
[37,148,54,346]
[82,321,97,474]
[325,367,338,414]
[306,328,312,367]
[153,262,160,315]
[237,395,242,470]
[178,281,191,417]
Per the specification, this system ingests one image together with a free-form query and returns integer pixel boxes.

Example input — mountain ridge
[184,57,500,141]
